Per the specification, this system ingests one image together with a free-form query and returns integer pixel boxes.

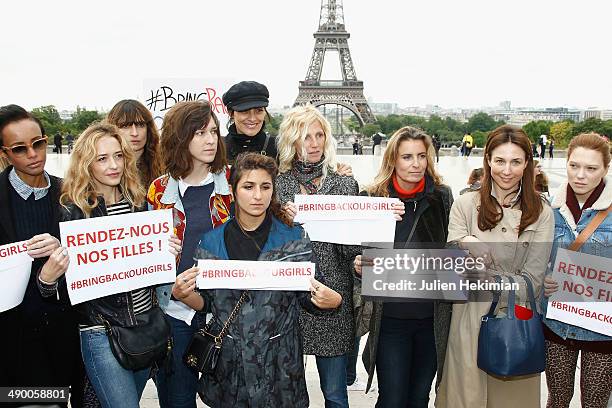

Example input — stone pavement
[44,154,592,407]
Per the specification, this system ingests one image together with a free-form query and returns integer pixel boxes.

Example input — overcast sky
[2,0,610,112]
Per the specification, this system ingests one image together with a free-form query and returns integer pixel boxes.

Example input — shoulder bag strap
[261,134,271,156]
[568,204,611,252]
[205,290,249,344]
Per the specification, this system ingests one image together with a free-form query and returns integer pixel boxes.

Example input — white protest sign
[142,78,236,133]
[546,248,612,336]
[0,263,32,312]
[293,195,399,222]
[0,240,32,268]
[0,240,33,312]
[196,260,314,291]
[60,210,176,305]
[293,195,398,245]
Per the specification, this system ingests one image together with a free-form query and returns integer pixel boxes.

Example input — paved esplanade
[44,154,583,408]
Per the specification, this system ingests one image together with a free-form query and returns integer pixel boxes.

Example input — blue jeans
[155,315,199,408]
[375,317,437,408]
[346,337,361,385]
[315,354,349,408]
[80,328,150,408]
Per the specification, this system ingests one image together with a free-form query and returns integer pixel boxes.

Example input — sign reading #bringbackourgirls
[293,195,399,245]
[0,241,33,312]
[142,78,236,133]
[547,248,612,336]
[196,260,314,291]
[60,210,176,305]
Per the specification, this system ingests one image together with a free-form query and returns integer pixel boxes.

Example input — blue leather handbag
[477,275,545,377]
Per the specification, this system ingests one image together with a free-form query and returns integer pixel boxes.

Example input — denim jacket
[147,169,232,310]
[541,181,612,341]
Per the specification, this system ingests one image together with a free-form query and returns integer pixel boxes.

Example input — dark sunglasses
[1,136,48,156]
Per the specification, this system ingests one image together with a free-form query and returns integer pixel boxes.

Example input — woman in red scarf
[354,126,454,408]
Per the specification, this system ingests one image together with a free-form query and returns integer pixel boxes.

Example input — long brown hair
[160,101,227,180]
[479,125,542,235]
[230,153,292,226]
[107,99,163,186]
[366,126,442,197]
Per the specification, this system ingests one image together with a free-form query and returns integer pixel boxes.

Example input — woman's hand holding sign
[392,202,405,221]
[173,267,204,311]
[309,278,341,309]
[168,235,182,257]
[353,255,374,276]
[543,275,559,297]
[283,201,298,222]
[27,233,60,258]
[39,246,70,284]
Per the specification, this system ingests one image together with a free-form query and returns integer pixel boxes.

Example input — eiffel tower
[294,0,375,126]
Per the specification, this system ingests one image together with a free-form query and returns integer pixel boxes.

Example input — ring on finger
[62,249,68,257]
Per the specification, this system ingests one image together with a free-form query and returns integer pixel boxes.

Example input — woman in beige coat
[436,125,554,408]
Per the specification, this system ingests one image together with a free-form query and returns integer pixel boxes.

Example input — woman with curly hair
[59,122,180,408]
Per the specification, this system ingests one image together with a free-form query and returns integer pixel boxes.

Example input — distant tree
[31,105,62,136]
[572,117,612,138]
[522,120,552,143]
[362,123,382,138]
[472,130,489,148]
[344,116,360,133]
[68,107,104,135]
[549,121,574,148]
[264,113,282,136]
[466,112,501,133]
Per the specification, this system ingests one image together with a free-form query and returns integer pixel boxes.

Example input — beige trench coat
[436,191,553,408]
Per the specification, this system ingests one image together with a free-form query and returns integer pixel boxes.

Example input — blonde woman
[353,126,453,407]
[57,122,180,408]
[275,105,360,407]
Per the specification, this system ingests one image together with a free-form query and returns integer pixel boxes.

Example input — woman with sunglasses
[0,104,84,406]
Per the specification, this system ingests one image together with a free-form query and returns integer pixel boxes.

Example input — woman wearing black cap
[222,81,277,164]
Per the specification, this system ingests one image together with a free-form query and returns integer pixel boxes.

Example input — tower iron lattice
[293,0,375,126]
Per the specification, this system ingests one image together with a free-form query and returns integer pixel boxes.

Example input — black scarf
[226,124,267,161]
[291,157,325,194]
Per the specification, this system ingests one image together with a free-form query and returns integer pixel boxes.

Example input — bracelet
[38,275,58,286]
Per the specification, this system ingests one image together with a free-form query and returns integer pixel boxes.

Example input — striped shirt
[80,198,152,330]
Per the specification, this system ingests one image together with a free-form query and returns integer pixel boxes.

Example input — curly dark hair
[230,153,292,226]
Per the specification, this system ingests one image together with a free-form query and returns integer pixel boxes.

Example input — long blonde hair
[366,126,442,197]
[277,105,338,175]
[60,122,145,217]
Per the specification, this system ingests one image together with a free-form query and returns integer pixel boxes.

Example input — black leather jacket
[60,197,153,327]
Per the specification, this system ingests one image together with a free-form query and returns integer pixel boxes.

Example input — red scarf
[392,173,425,199]
[566,180,605,224]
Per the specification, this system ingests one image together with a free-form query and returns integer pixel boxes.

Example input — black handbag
[184,291,248,374]
[100,306,172,371]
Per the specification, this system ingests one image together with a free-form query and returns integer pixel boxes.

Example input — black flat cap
[222,81,269,112]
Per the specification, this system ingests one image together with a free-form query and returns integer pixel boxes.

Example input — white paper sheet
[0,262,32,312]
